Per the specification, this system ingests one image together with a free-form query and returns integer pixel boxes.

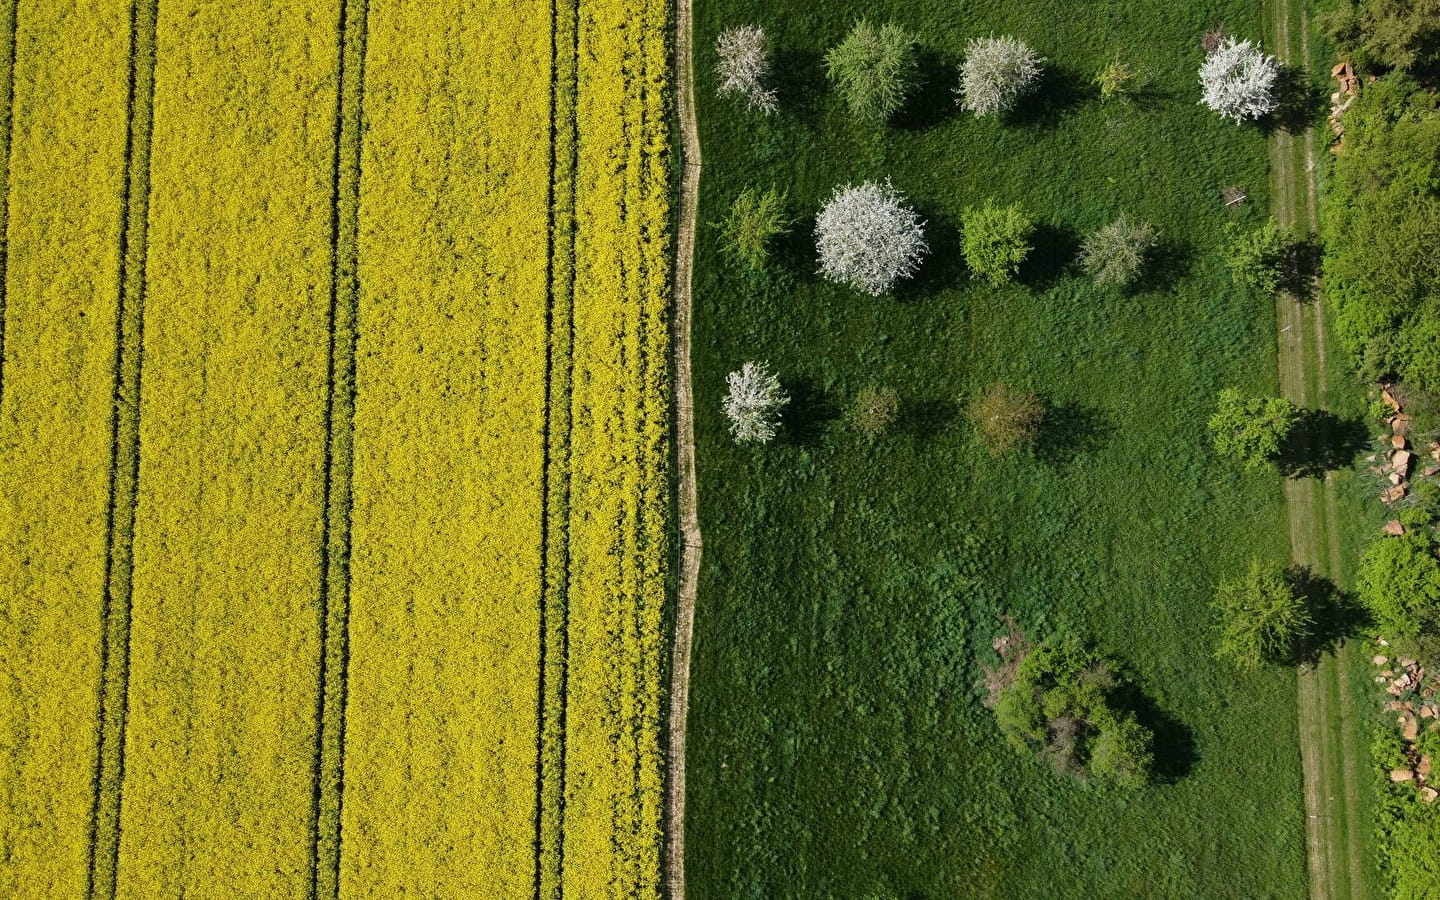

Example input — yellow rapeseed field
[0,2,131,895]
[0,0,673,894]
[559,0,672,896]
[338,0,550,894]
[114,1,337,895]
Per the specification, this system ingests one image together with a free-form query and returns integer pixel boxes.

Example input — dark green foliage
[1371,726,1440,898]
[1213,561,1312,668]
[960,199,1033,285]
[687,0,1305,895]
[993,640,1155,785]
[824,20,918,122]
[718,185,790,270]
[1357,531,1440,641]
[1222,218,1289,295]
[1208,388,1300,472]
[1321,0,1440,73]
[1323,75,1440,390]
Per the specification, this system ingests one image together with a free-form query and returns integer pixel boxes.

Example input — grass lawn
[684,1,1314,896]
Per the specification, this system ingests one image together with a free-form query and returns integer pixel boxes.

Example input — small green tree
[1223,218,1289,294]
[846,386,900,441]
[718,186,790,271]
[1213,561,1312,668]
[967,382,1044,456]
[1207,388,1299,472]
[1078,214,1157,288]
[824,20,919,123]
[1095,56,1138,102]
[961,200,1033,285]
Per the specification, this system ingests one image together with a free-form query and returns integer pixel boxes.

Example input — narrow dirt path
[664,0,702,891]
[1266,1,1367,897]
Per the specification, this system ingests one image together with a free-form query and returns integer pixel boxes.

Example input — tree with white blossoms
[724,361,788,444]
[1199,37,1280,123]
[957,36,1044,117]
[815,180,927,295]
[716,25,779,114]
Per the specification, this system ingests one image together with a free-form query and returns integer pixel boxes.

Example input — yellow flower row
[336,0,552,894]
[559,0,672,895]
[0,2,131,894]
[113,1,338,895]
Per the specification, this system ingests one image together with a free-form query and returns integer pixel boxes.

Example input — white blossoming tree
[814,180,928,295]
[716,25,779,114]
[724,361,788,444]
[1199,37,1280,123]
[957,36,1044,117]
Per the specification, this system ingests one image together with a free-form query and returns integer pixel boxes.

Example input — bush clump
[1078,214,1157,288]
[957,36,1044,117]
[1213,561,1312,669]
[846,386,900,441]
[723,361,788,444]
[715,25,779,114]
[992,638,1155,786]
[719,186,790,271]
[1207,388,1299,472]
[966,382,1044,456]
[1199,36,1281,123]
[815,180,928,295]
[961,200,1033,285]
[825,20,919,123]
[1223,218,1290,295]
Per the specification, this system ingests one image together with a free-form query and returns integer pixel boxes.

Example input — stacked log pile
[1377,643,1439,803]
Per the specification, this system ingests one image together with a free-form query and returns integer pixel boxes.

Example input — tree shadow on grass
[1259,64,1327,136]
[1003,64,1094,128]
[1111,683,1198,783]
[1278,408,1370,479]
[1289,565,1371,665]
[1280,237,1321,302]
[1035,401,1114,468]
[895,211,965,300]
[781,376,840,447]
[773,215,820,286]
[773,47,827,127]
[899,397,959,442]
[895,50,959,131]
[1020,222,1079,289]
[1127,236,1194,295]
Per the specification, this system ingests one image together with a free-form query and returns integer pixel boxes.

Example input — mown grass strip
[0,0,19,403]
[112,1,338,893]
[310,0,368,897]
[534,0,579,894]
[338,2,551,893]
[0,2,133,895]
[87,0,158,894]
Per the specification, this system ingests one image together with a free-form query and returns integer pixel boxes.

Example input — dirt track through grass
[664,0,701,889]
[1266,1,1366,897]
[86,0,158,894]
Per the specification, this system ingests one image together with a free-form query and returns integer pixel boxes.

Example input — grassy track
[1266,1,1370,897]
[310,0,368,897]
[88,0,158,894]
[535,0,579,892]
[0,2,132,895]
[337,0,551,893]
[113,1,338,894]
